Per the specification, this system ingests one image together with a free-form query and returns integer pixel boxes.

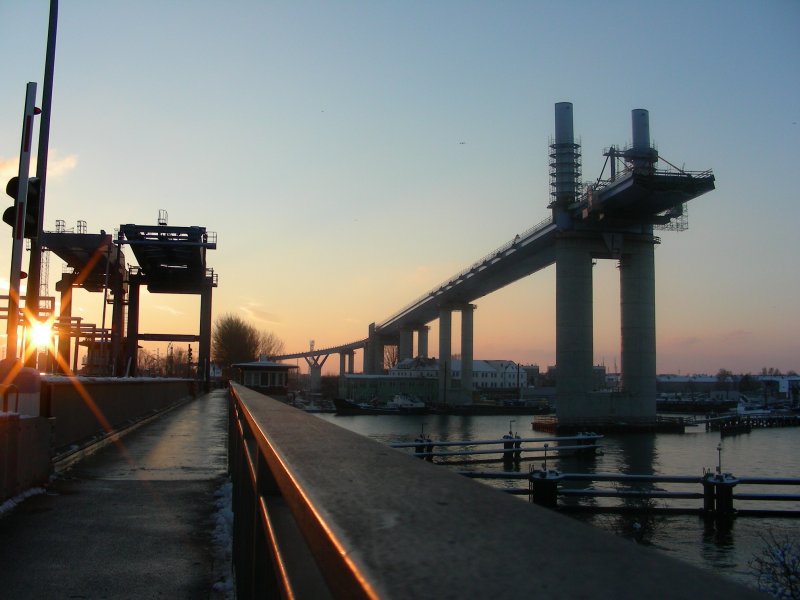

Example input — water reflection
[314,413,800,588]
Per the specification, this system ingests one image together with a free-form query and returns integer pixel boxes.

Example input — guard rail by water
[457,470,800,518]
[228,383,762,599]
[390,433,601,463]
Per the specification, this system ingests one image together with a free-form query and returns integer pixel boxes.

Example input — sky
[0,1,798,376]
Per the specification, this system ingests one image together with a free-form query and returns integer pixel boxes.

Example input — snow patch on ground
[211,477,235,599]
[0,487,46,518]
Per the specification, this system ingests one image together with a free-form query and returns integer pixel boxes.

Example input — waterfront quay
[0,382,782,597]
[230,383,763,598]
[0,390,230,599]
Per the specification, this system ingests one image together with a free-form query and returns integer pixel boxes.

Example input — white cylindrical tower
[555,102,574,146]
[550,102,581,222]
[629,108,657,172]
[631,109,650,151]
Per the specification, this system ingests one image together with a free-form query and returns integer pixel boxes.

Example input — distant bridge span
[272,339,367,361]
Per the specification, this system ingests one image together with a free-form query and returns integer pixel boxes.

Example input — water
[314,412,800,589]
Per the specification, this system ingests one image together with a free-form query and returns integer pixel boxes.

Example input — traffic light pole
[7,82,38,361]
[24,0,59,367]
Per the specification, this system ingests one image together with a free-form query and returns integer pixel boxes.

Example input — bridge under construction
[272,102,715,427]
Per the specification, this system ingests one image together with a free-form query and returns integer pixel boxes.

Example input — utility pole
[6,82,38,361]
[25,0,59,367]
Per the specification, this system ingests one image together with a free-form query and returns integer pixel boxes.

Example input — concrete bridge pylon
[304,354,328,394]
[553,102,660,423]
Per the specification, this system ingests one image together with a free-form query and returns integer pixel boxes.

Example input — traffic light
[3,176,41,238]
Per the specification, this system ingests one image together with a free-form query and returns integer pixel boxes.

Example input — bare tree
[749,531,800,599]
[384,344,399,370]
[173,346,188,377]
[212,313,260,377]
[137,348,164,377]
[259,330,285,358]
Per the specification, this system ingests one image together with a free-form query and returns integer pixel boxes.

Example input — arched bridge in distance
[270,102,715,429]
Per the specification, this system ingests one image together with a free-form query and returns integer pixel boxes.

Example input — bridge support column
[304,355,328,394]
[364,323,380,374]
[55,274,75,374]
[555,236,594,420]
[438,307,452,405]
[399,328,413,362]
[199,281,213,390]
[460,304,475,405]
[125,278,141,377]
[347,350,355,374]
[417,326,429,358]
[110,273,126,377]
[339,352,347,397]
[620,238,657,418]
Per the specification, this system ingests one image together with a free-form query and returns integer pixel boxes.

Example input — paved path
[0,389,230,599]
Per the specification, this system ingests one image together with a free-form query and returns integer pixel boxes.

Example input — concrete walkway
[0,389,230,599]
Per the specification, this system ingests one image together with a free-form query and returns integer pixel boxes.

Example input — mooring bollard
[414,436,433,460]
[714,473,739,520]
[502,431,514,465]
[414,437,425,457]
[702,471,716,515]
[425,438,434,461]
[529,467,562,508]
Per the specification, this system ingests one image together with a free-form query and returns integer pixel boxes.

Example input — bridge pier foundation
[364,323,380,374]
[399,328,413,361]
[304,354,328,393]
[438,308,452,404]
[125,277,141,377]
[620,238,657,418]
[460,304,475,405]
[55,274,76,374]
[417,326,429,358]
[555,235,594,419]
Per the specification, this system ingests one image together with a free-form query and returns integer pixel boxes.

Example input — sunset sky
[1,1,798,376]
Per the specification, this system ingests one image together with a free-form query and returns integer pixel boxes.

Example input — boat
[333,395,428,416]
[386,394,428,414]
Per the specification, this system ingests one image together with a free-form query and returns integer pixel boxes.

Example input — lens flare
[29,320,53,348]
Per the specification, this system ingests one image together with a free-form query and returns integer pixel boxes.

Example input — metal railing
[458,469,800,517]
[228,383,763,599]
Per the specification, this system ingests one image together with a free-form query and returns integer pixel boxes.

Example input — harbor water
[315,412,800,589]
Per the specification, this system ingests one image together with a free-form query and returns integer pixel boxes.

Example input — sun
[29,320,53,348]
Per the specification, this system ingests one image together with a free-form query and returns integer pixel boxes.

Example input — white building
[389,357,527,391]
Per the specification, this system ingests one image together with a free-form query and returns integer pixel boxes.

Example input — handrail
[0,384,19,412]
[228,383,762,599]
